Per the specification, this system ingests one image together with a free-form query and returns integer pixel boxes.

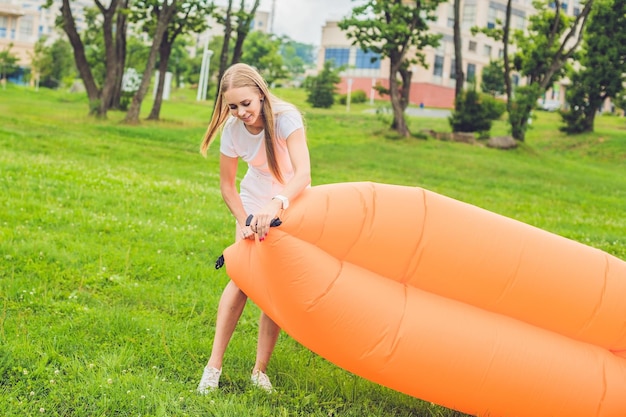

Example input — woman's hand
[240,225,255,240]
[250,198,283,241]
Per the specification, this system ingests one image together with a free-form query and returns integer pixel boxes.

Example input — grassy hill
[0,84,624,416]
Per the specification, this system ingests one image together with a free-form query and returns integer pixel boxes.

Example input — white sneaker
[197,366,221,394]
[250,370,273,393]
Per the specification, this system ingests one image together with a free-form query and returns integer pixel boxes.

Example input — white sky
[259,0,356,45]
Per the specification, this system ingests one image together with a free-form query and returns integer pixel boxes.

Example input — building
[318,0,582,108]
[0,0,91,83]
[0,0,271,76]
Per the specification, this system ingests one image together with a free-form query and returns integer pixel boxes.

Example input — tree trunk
[124,1,178,124]
[60,0,100,114]
[215,0,234,101]
[389,60,409,137]
[110,0,129,110]
[97,0,120,117]
[453,0,464,107]
[398,67,412,112]
[147,34,172,121]
[503,0,513,120]
[231,0,260,64]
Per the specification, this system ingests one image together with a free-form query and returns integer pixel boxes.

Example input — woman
[197,63,311,393]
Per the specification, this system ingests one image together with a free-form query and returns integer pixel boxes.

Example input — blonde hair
[201,63,295,184]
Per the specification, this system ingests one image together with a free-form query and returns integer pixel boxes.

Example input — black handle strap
[215,215,282,269]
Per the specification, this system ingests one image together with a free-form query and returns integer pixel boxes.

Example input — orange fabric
[224,182,626,417]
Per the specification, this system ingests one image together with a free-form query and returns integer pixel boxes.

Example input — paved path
[365,107,451,118]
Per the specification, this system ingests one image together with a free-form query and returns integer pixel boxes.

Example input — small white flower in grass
[54,370,60,375]
[88,363,95,369]
[39,408,45,413]
[30,391,35,396]
[23,369,28,375]
[127,390,131,394]
[49,380,55,384]
[141,395,146,399]
[107,378,113,384]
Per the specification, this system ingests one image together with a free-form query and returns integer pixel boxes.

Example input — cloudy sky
[258,0,358,45]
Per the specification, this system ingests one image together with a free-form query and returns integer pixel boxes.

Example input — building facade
[318,0,582,108]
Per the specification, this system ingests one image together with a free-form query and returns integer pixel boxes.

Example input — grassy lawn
[0,84,624,416]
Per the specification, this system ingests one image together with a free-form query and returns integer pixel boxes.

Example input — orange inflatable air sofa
[223,182,626,417]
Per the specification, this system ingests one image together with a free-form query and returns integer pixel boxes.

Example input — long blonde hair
[201,63,293,183]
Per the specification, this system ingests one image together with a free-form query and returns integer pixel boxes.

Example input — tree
[453,0,464,106]
[0,44,19,87]
[560,0,626,133]
[231,0,260,64]
[124,0,178,124]
[49,0,129,117]
[213,0,260,101]
[481,60,506,97]
[241,31,285,85]
[30,37,75,89]
[339,0,445,137]
[131,0,213,121]
[281,38,315,68]
[475,0,594,141]
[306,61,341,108]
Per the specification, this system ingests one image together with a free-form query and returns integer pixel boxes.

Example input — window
[468,40,477,52]
[462,4,476,29]
[447,3,455,27]
[0,16,7,38]
[450,59,457,80]
[355,49,381,70]
[467,63,476,82]
[483,44,492,57]
[20,15,34,37]
[324,48,350,68]
[433,55,444,77]
[512,74,520,86]
[487,6,497,28]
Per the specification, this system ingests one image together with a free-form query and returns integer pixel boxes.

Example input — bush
[448,88,493,133]
[338,89,367,105]
[306,61,341,108]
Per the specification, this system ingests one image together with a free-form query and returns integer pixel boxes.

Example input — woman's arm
[219,153,254,240]
[252,127,311,240]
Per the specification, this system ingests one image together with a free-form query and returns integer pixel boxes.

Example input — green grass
[1,84,625,416]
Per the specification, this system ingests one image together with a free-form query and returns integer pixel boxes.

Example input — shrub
[305,61,341,108]
[448,88,493,133]
[338,89,367,105]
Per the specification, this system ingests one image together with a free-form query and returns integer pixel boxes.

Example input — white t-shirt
[220,107,304,213]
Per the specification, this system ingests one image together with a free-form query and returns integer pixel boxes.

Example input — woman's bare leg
[253,312,280,373]
[206,280,248,370]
